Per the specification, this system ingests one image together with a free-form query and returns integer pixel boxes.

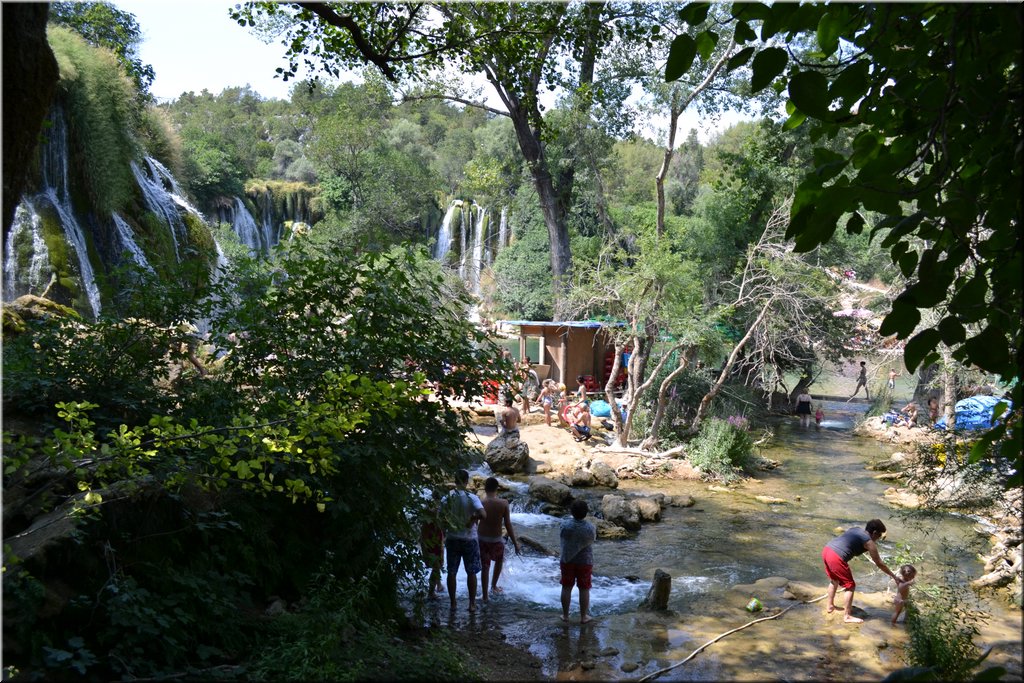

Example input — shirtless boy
[477,477,521,601]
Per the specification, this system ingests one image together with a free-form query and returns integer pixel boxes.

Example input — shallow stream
[413,399,1022,679]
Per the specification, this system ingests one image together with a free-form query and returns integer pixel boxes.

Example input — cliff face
[3,3,59,240]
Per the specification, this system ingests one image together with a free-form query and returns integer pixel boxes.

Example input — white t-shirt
[439,489,484,540]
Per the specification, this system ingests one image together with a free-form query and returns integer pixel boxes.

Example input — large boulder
[601,494,641,531]
[485,435,530,474]
[635,497,662,522]
[591,461,619,488]
[571,467,596,487]
[528,476,573,505]
[591,517,630,539]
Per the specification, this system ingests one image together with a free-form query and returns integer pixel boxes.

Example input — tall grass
[48,26,140,214]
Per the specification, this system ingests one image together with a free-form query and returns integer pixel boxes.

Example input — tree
[671,3,1022,483]
[231,1,657,316]
[48,1,155,98]
[691,199,853,430]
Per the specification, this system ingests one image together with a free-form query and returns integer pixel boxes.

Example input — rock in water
[485,435,530,473]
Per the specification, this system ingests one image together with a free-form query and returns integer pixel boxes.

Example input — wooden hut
[495,320,625,393]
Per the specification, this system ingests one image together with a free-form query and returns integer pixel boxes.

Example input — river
[411,398,1023,680]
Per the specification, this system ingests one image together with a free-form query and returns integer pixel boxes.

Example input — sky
[114,0,745,142]
[114,0,315,102]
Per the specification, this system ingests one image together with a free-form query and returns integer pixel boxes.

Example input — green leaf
[903,329,941,373]
[783,108,806,130]
[879,296,921,338]
[938,316,967,345]
[788,70,830,118]
[845,212,865,235]
[727,46,755,72]
[816,12,844,57]
[695,30,719,61]
[734,20,757,44]
[897,251,919,277]
[678,2,711,26]
[750,47,788,93]
[665,34,697,82]
[959,325,1010,374]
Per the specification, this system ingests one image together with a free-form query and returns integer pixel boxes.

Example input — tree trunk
[639,345,692,451]
[639,568,672,610]
[693,298,774,431]
[504,105,574,316]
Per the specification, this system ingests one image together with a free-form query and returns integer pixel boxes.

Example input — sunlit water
[408,400,1022,679]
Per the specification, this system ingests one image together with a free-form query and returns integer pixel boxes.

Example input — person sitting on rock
[570,401,592,442]
[498,396,521,441]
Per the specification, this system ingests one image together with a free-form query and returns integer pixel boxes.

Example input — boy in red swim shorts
[559,499,597,623]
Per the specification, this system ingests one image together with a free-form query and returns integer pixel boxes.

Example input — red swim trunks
[822,546,855,590]
[560,562,593,589]
[479,540,505,565]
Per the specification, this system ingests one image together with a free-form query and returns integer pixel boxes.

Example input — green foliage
[905,582,988,680]
[248,559,477,682]
[2,245,507,678]
[48,26,141,215]
[687,416,754,481]
[491,195,555,320]
[49,1,155,98]
[681,3,1021,485]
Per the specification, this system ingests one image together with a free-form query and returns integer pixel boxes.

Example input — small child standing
[891,564,917,625]
[537,379,557,427]
[815,407,824,427]
[420,515,445,597]
[560,499,597,624]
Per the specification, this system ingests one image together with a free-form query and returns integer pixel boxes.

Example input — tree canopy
[669,2,1022,482]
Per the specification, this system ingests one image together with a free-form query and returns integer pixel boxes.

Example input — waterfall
[39,188,102,317]
[231,196,262,252]
[4,200,52,300]
[131,157,204,262]
[33,110,102,317]
[260,190,275,250]
[498,206,508,250]
[470,205,488,296]
[112,212,155,274]
[458,203,469,280]
[434,200,461,262]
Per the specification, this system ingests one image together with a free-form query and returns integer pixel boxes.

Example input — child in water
[815,407,824,427]
[891,564,916,625]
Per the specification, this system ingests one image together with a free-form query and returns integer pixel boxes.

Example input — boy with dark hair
[559,499,596,623]
[440,469,486,612]
[478,477,521,601]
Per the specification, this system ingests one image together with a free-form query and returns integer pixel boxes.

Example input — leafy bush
[249,559,476,682]
[2,245,507,678]
[905,582,988,679]
[687,416,754,481]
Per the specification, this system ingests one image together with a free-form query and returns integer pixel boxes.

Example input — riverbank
[441,415,1022,680]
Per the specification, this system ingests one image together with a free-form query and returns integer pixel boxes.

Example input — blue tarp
[589,399,627,420]
[935,395,1012,431]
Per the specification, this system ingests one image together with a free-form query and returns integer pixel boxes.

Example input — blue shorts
[445,537,482,575]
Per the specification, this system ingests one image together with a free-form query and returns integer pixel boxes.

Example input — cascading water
[498,206,508,250]
[3,200,52,300]
[434,200,461,262]
[22,109,103,317]
[131,157,204,262]
[470,205,488,296]
[111,212,155,274]
[230,197,262,253]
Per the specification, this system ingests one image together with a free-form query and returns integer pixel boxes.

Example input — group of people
[428,480,915,627]
[423,469,596,622]
[795,389,825,428]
